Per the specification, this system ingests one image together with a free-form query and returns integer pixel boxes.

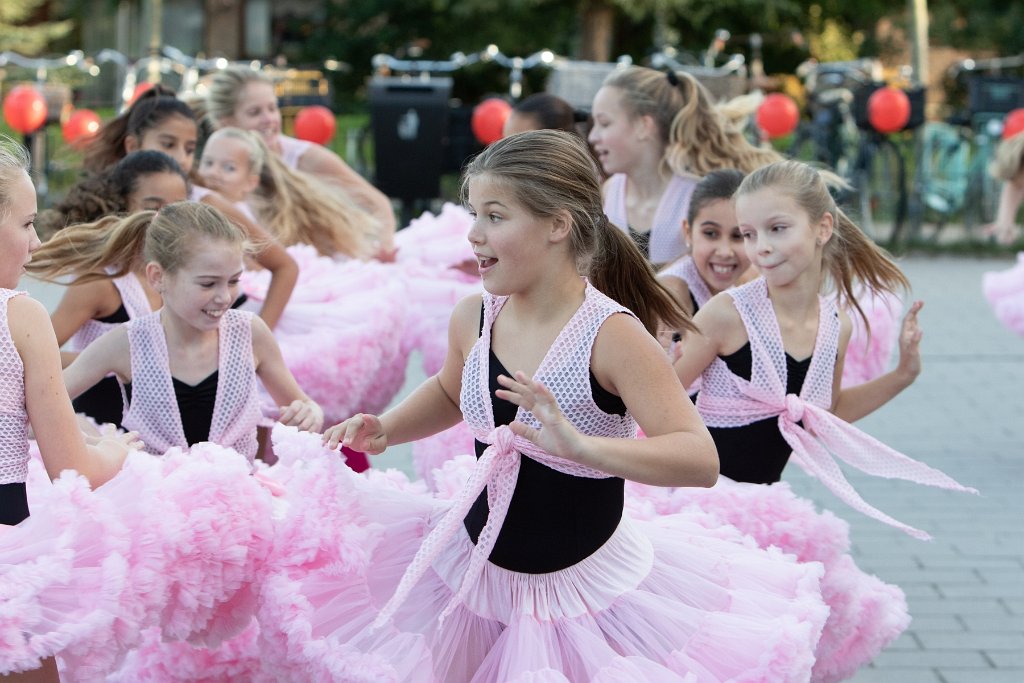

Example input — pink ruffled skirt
[982,252,1024,337]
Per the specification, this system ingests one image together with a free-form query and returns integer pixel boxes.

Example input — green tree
[0,0,73,54]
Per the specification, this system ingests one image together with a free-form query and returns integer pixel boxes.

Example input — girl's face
[466,174,561,296]
[0,172,41,289]
[588,86,652,176]
[152,236,244,332]
[225,82,281,147]
[198,136,259,202]
[126,171,189,213]
[685,198,749,295]
[735,187,831,289]
[127,114,198,173]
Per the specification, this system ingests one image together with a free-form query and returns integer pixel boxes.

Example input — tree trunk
[579,0,615,62]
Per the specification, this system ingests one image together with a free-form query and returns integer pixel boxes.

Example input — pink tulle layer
[249,429,828,683]
[839,289,903,387]
[982,252,1024,337]
[3,445,275,681]
[625,477,910,683]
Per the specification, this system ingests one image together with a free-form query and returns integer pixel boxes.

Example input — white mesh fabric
[121,309,260,461]
[697,278,976,539]
[661,255,713,309]
[603,174,696,263]
[374,281,639,628]
[68,271,154,353]
[0,289,29,484]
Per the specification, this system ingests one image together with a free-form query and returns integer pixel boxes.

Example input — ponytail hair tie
[666,70,680,87]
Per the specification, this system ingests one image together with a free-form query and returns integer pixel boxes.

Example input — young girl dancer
[193,128,408,449]
[659,168,750,319]
[243,130,829,682]
[57,201,324,456]
[662,159,976,681]
[204,66,397,251]
[982,132,1024,335]
[198,126,379,258]
[590,66,781,263]
[80,89,297,328]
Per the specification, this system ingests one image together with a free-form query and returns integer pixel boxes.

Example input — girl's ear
[681,218,691,248]
[634,113,658,143]
[816,210,835,247]
[124,134,140,154]
[145,261,166,294]
[243,172,260,194]
[549,209,573,244]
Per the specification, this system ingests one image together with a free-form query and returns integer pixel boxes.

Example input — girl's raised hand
[496,372,585,462]
[322,413,387,454]
[982,221,1020,246]
[896,300,924,382]
[280,398,325,433]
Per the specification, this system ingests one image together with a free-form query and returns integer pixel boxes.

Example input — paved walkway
[21,254,1024,681]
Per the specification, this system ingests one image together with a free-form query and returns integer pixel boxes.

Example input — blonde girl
[589,66,781,263]
[199,127,379,258]
[204,66,396,252]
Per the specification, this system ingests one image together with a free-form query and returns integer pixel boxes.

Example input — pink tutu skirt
[250,430,828,682]
[625,477,910,683]
[4,445,275,681]
[395,204,483,377]
[982,252,1024,337]
[839,289,903,387]
[242,245,411,424]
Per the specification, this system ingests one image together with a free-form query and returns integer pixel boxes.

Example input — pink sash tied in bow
[375,282,637,629]
[698,278,976,540]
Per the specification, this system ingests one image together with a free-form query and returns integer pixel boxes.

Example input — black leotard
[707,342,812,485]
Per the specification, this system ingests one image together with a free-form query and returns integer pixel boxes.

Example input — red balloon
[294,105,336,145]
[755,93,800,139]
[1002,108,1024,140]
[62,109,102,148]
[472,98,512,145]
[3,85,48,134]
[129,82,154,106]
[867,87,911,134]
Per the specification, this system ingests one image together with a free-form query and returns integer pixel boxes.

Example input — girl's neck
[504,265,586,326]
[159,307,218,348]
[626,162,671,203]
[764,267,824,322]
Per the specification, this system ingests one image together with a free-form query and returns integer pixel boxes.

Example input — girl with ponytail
[663,158,976,681]
[589,65,783,264]
[297,130,828,682]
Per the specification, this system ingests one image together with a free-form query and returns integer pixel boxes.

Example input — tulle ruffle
[982,252,1024,337]
[839,289,903,387]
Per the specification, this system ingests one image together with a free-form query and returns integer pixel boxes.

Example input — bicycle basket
[967,76,1024,115]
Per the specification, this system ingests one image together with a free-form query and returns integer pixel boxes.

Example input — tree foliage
[0,0,73,55]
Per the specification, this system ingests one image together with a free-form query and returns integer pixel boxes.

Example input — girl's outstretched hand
[982,221,1020,246]
[896,300,924,382]
[280,398,325,432]
[322,413,387,454]
[496,372,585,463]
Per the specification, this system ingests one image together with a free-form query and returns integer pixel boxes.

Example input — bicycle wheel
[851,135,907,245]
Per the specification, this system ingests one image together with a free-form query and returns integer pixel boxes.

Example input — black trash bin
[369,77,452,205]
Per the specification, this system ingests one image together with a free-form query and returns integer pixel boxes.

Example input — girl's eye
[229,278,241,286]
[702,229,718,240]
[488,213,502,223]
[771,224,786,232]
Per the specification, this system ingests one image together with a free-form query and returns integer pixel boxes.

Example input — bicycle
[911,55,1024,239]
[786,59,879,179]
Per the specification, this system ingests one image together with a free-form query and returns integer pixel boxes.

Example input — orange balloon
[294,105,336,145]
[62,109,102,148]
[867,87,911,134]
[1003,108,1024,140]
[755,93,800,139]
[3,85,48,134]
[472,98,512,145]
